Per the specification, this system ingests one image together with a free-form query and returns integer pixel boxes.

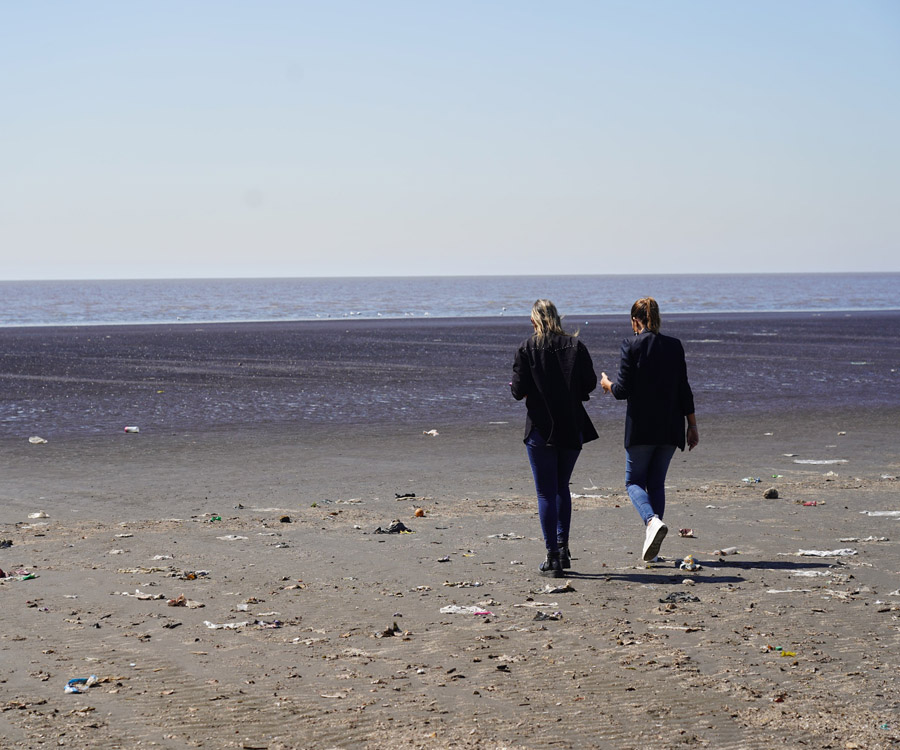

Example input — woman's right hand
[600,372,613,394]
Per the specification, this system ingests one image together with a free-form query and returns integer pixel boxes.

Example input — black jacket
[609,330,695,450]
[511,333,599,449]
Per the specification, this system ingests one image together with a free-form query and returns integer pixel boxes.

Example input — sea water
[1,273,897,327]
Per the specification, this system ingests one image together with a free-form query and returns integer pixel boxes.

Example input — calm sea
[0,273,897,327]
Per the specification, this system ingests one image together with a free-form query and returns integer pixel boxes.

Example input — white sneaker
[642,517,668,561]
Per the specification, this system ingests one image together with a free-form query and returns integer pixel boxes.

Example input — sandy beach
[2,314,899,749]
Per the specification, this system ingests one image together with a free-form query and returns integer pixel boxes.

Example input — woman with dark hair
[511,299,599,577]
[600,297,698,562]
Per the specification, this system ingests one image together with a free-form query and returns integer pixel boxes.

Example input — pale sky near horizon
[2,1,898,280]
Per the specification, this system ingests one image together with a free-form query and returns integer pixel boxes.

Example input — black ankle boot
[539,551,563,578]
[558,545,571,569]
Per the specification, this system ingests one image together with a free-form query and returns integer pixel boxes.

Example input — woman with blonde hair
[511,299,598,577]
[601,297,698,562]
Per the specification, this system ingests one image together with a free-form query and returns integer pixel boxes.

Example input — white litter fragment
[796,548,857,557]
[888,589,900,597]
[539,581,575,594]
[117,589,165,600]
[487,533,524,540]
[152,554,174,560]
[793,459,848,465]
[839,536,889,543]
[791,570,832,577]
[572,493,610,499]
[216,535,249,541]
[513,601,559,609]
[28,436,48,444]
[423,429,439,437]
[767,589,812,594]
[28,512,49,519]
[204,620,251,630]
[859,510,900,518]
[439,605,493,615]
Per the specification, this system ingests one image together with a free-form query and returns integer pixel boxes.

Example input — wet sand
[1,315,899,749]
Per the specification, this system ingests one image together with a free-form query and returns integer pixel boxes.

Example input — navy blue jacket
[511,333,599,449]
[609,331,695,450]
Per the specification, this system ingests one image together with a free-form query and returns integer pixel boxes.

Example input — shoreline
[2,310,899,441]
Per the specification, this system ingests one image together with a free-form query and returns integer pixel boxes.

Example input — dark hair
[631,297,661,333]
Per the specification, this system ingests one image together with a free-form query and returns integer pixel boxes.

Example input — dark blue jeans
[525,429,581,553]
[625,444,677,524]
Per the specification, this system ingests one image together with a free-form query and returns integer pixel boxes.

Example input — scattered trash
[802,501,818,506]
[793,459,847,465]
[533,611,562,621]
[713,546,739,556]
[27,511,49,519]
[859,510,900,518]
[767,589,812,594]
[839,536,889,543]
[28,436,47,444]
[64,675,99,694]
[881,474,897,481]
[207,515,222,523]
[395,492,416,499]
[487,533,524,540]
[124,426,140,433]
[772,474,783,478]
[791,570,832,577]
[0,540,12,549]
[437,556,451,562]
[510,560,524,565]
[167,594,204,608]
[741,477,761,484]
[414,508,425,517]
[279,516,291,523]
[423,429,439,437]
[443,581,483,588]
[782,453,797,457]
[374,520,413,534]
[514,601,558,609]
[439,605,493,616]
[2,569,36,581]
[795,548,857,557]
[681,578,696,586]
[179,570,209,580]
[763,487,779,499]
[837,431,846,435]
[376,622,401,638]
[204,620,251,630]
[678,528,694,538]
[659,591,700,603]
[216,535,248,541]
[650,624,704,632]
[538,580,575,594]
[679,555,702,571]
[117,589,165,600]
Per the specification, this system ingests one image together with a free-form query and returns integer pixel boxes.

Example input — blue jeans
[525,429,581,552]
[625,444,677,525]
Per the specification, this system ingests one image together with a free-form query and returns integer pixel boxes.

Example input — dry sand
[2,410,899,749]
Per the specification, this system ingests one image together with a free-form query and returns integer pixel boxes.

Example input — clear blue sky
[2,1,898,279]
